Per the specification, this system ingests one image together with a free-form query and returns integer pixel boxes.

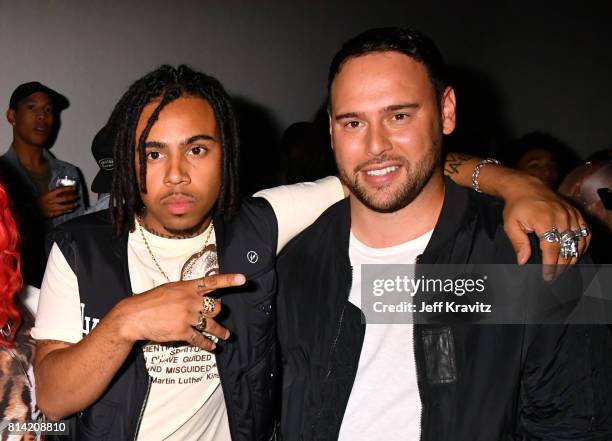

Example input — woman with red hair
[0,181,41,440]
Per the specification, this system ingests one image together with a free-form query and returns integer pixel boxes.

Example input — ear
[6,109,15,126]
[441,86,456,135]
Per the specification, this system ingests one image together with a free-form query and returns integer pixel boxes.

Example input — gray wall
[1,1,610,200]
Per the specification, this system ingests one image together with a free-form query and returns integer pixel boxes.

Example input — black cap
[91,124,115,194]
[9,81,69,111]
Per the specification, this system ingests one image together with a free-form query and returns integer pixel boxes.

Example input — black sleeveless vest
[50,198,279,441]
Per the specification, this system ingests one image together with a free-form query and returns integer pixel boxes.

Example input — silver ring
[560,243,578,259]
[576,226,590,238]
[202,297,216,314]
[195,315,207,331]
[541,226,561,243]
[560,229,577,243]
[560,237,579,259]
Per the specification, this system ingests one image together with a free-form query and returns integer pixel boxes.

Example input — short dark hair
[108,65,240,236]
[328,27,448,106]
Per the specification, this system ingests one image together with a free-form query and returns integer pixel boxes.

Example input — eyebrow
[384,103,420,112]
[334,111,364,121]
[143,134,216,149]
[334,103,420,121]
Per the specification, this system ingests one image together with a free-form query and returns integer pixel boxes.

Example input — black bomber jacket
[276,178,612,441]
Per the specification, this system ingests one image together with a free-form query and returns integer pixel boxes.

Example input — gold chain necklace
[136,217,215,283]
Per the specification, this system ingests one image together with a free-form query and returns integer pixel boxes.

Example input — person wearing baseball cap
[0,81,86,288]
[84,123,115,214]
[8,81,69,112]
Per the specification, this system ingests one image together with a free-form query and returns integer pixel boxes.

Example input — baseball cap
[91,124,115,194]
[9,81,69,111]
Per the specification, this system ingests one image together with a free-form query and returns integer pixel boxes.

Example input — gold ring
[202,297,216,314]
[195,315,207,331]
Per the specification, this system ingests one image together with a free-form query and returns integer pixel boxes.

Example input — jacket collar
[421,176,471,258]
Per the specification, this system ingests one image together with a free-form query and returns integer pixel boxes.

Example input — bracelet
[471,158,501,193]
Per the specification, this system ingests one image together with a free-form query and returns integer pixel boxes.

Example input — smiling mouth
[365,165,399,177]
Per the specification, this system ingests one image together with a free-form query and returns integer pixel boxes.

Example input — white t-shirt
[32,177,345,441]
[129,226,226,441]
[338,230,433,441]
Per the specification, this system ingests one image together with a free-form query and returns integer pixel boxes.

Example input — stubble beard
[337,137,443,214]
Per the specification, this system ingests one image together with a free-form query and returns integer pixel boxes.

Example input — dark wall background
[1,0,610,197]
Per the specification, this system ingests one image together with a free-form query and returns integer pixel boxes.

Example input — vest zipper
[414,254,424,441]
[132,376,151,441]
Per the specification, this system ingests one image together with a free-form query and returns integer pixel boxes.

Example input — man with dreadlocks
[30,65,588,441]
[32,66,284,441]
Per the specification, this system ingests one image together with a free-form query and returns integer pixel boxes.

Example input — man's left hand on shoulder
[500,174,590,274]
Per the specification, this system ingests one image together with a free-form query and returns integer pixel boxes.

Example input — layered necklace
[135,216,215,282]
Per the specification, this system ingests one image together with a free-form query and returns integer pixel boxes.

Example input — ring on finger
[560,229,577,243]
[560,237,579,259]
[541,226,561,243]
[195,314,207,331]
[575,226,590,238]
[560,245,578,259]
[202,296,216,314]
[202,331,219,344]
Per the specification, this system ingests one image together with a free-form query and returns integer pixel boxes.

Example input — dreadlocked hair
[109,65,240,236]
[0,182,22,348]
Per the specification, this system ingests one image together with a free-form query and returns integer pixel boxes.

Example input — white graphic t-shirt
[338,230,432,441]
[128,225,228,441]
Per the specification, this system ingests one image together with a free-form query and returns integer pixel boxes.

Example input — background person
[560,160,612,262]
[84,123,116,214]
[504,131,579,189]
[0,82,86,288]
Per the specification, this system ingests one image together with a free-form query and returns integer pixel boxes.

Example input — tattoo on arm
[444,153,473,176]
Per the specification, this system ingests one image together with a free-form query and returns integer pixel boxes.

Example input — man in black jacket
[276,27,612,440]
